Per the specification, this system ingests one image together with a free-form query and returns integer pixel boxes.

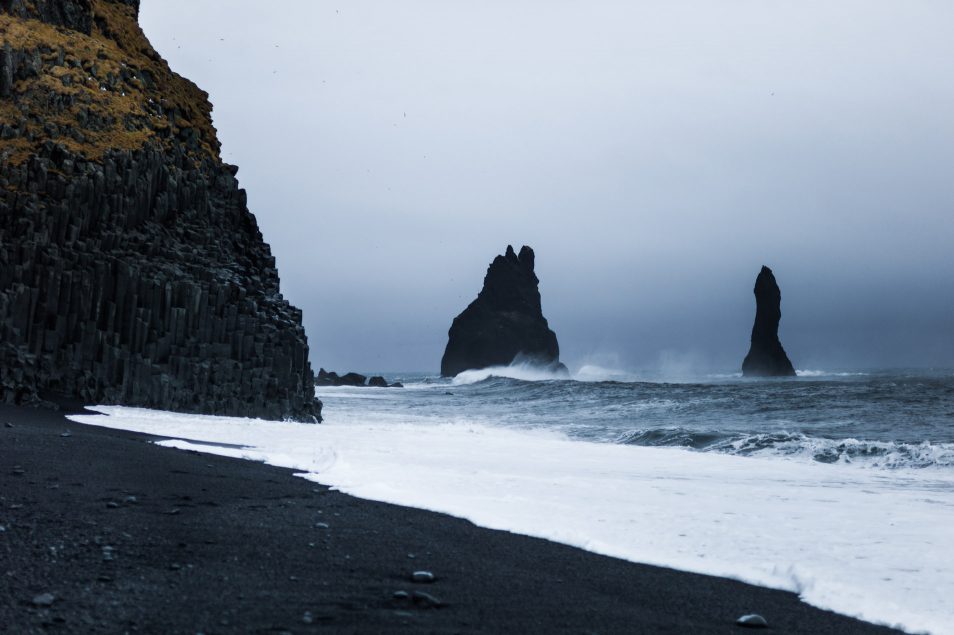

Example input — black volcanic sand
[0,404,901,634]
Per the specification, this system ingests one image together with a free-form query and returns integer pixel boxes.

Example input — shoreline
[1,403,901,634]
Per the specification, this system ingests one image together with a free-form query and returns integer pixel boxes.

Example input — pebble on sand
[32,593,55,607]
[736,613,769,628]
[411,571,436,583]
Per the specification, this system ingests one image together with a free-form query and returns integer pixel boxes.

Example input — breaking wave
[618,428,954,469]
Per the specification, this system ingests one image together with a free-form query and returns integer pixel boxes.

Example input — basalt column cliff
[0,0,320,420]
[441,245,566,377]
[742,266,796,378]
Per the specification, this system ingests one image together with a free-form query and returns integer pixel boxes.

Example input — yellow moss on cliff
[0,0,221,164]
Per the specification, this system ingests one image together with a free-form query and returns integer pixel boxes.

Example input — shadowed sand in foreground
[0,402,901,634]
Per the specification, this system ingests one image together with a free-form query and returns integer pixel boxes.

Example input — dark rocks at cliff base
[316,369,402,388]
[0,1,320,420]
[441,245,565,378]
[742,266,796,377]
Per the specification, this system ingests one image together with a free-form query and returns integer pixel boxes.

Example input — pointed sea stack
[742,266,797,377]
[441,245,566,377]
[0,1,320,420]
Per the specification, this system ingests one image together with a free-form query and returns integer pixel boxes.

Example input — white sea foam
[796,369,870,378]
[69,406,954,635]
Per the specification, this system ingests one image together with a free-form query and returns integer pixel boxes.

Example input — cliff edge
[441,245,565,377]
[742,266,796,378]
[0,0,320,420]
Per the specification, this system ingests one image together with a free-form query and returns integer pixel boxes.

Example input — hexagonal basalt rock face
[0,1,320,420]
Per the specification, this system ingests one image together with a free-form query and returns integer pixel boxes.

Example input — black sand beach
[0,403,901,634]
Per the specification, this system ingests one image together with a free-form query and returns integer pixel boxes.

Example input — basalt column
[0,0,320,420]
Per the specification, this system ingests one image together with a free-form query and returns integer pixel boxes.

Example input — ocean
[69,365,954,634]
[362,365,954,470]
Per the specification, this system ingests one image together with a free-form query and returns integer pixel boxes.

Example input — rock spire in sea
[441,245,566,377]
[742,266,796,377]
[0,0,320,420]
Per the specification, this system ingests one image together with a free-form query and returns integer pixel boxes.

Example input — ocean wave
[618,428,954,469]
[451,362,570,386]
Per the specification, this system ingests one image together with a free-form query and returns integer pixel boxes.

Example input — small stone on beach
[302,611,313,624]
[315,522,329,529]
[60,432,72,438]
[392,590,410,600]
[411,570,435,583]
[106,502,119,508]
[736,613,768,628]
[32,592,55,607]
[5,422,13,428]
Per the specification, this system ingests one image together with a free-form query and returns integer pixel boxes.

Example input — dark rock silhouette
[0,1,320,420]
[441,245,566,377]
[742,266,796,377]
[316,369,401,388]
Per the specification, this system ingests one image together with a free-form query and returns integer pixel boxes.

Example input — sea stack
[742,266,796,377]
[0,1,320,420]
[441,245,566,377]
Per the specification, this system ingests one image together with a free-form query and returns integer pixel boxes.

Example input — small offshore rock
[411,591,444,608]
[368,376,389,388]
[411,570,436,583]
[32,592,55,607]
[736,613,769,628]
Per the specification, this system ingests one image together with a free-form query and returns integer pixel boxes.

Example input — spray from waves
[617,428,954,469]
[452,362,570,386]
[452,361,640,386]
[796,370,870,378]
[573,365,640,383]
[451,362,874,387]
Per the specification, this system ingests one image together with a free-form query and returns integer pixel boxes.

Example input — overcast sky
[140,1,954,373]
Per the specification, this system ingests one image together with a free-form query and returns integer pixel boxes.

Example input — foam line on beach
[70,406,954,635]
